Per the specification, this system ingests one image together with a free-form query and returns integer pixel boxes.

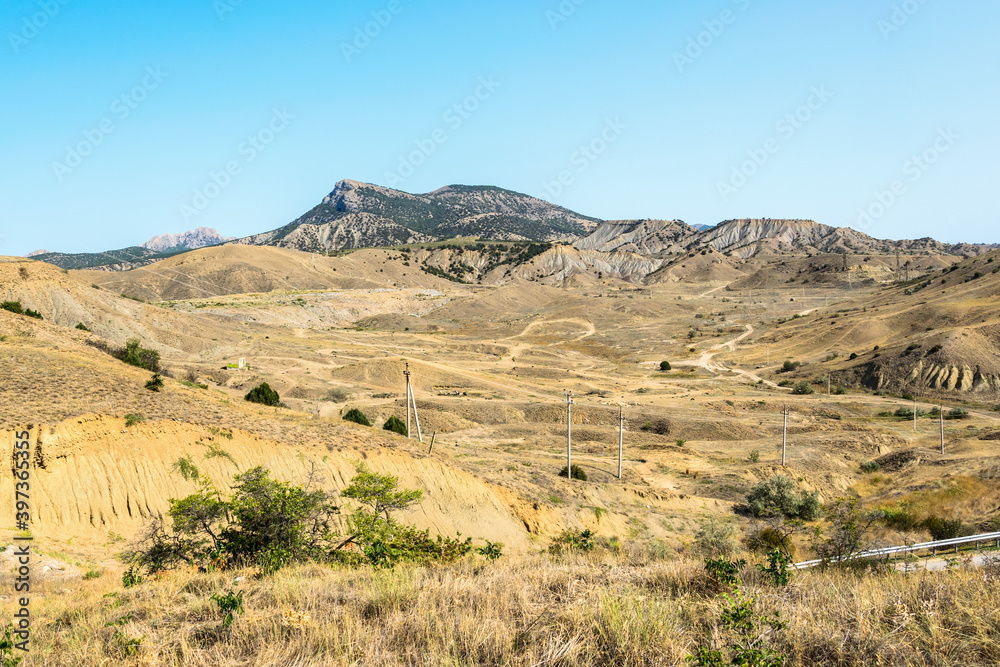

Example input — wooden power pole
[782,405,789,467]
[565,391,574,479]
[940,405,945,455]
[403,363,423,443]
[618,405,625,480]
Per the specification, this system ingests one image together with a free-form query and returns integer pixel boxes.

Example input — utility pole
[827,375,832,396]
[782,405,788,467]
[565,391,574,480]
[404,363,411,438]
[618,405,625,480]
[913,397,917,432]
[403,363,423,443]
[766,344,770,366]
[940,405,945,455]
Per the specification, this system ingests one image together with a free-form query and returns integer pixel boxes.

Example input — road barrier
[792,531,1000,570]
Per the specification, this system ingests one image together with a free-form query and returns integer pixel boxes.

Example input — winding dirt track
[673,325,780,388]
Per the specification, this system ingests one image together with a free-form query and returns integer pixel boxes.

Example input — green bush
[1,301,24,315]
[343,408,371,426]
[383,416,408,437]
[659,360,672,371]
[245,382,280,407]
[75,322,91,331]
[859,460,880,473]
[833,385,848,395]
[947,407,969,420]
[922,515,974,541]
[144,373,164,392]
[744,475,821,520]
[556,464,588,481]
[695,519,739,557]
[780,360,801,373]
[322,387,351,402]
[791,381,814,395]
[121,338,161,372]
[124,413,145,427]
[748,450,760,463]
[548,529,595,554]
[210,590,245,628]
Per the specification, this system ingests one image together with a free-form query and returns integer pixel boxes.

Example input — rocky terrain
[141,226,233,252]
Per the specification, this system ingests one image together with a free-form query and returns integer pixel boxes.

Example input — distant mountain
[142,227,233,253]
[701,219,996,259]
[690,224,714,232]
[30,247,187,271]
[231,179,601,252]
[573,220,697,254]
[26,249,50,257]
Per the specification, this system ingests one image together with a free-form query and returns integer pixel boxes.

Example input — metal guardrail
[792,531,1000,570]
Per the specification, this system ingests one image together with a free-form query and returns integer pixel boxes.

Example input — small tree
[813,497,885,565]
[791,381,814,395]
[659,360,672,371]
[145,373,164,392]
[744,475,820,521]
[342,408,371,426]
[245,382,280,407]
[383,416,408,437]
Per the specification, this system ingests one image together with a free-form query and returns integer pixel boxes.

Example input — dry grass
[6,552,999,666]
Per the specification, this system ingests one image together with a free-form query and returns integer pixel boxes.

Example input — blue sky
[1,0,998,255]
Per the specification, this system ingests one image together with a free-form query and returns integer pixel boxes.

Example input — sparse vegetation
[790,381,814,395]
[144,373,164,392]
[322,387,351,402]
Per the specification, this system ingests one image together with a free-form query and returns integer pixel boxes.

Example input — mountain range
[30,179,997,272]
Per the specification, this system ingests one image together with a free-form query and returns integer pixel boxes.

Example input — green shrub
[687,587,787,667]
[704,556,746,588]
[476,540,504,562]
[659,360,672,371]
[75,322,91,331]
[777,380,794,388]
[744,475,821,520]
[748,449,760,463]
[557,464,588,481]
[833,385,848,395]
[124,413,145,427]
[322,387,351,402]
[791,381,814,395]
[210,590,245,628]
[245,382,280,406]
[121,566,143,588]
[383,416,408,437]
[548,529,595,554]
[694,519,739,557]
[343,408,371,426]
[144,374,164,392]
[849,352,858,360]
[859,460,880,474]
[121,338,161,372]
[947,407,969,420]
[1,301,24,315]
[922,515,973,541]
[780,360,801,373]
[756,548,792,586]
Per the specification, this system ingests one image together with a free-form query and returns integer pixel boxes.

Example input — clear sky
[2,0,998,255]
